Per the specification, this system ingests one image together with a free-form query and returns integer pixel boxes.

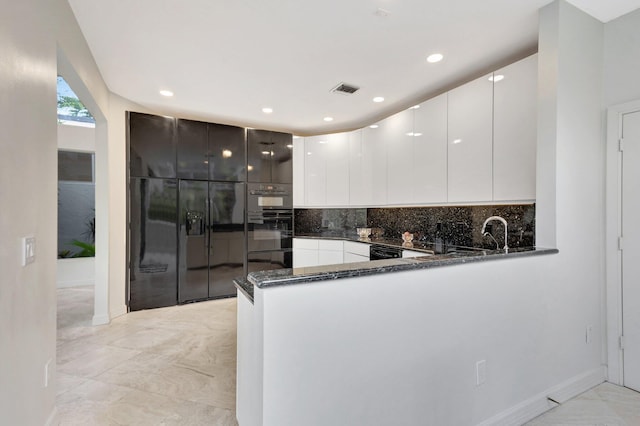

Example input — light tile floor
[56,286,238,425]
[58,286,640,426]
[525,382,640,425]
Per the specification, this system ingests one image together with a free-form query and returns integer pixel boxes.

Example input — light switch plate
[23,236,35,266]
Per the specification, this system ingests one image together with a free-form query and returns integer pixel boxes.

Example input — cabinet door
[304,136,327,206]
[209,123,246,182]
[362,124,387,205]
[324,132,349,206]
[413,94,448,204]
[177,119,208,180]
[247,129,273,183]
[129,112,176,178]
[493,54,537,201]
[447,74,494,202]
[292,137,305,206]
[348,130,368,206]
[129,177,178,311]
[271,131,293,184]
[385,109,415,205]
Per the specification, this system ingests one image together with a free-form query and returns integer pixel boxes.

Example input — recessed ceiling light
[369,125,379,129]
[318,140,327,144]
[489,74,505,82]
[222,149,232,158]
[261,151,271,155]
[286,144,293,149]
[406,132,422,137]
[452,139,462,144]
[262,107,273,114]
[427,53,444,63]
[159,90,174,97]
[373,97,385,103]
[292,135,300,139]
[323,117,333,122]
[410,105,420,109]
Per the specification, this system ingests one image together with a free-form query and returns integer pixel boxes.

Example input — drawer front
[293,238,319,250]
[318,240,343,251]
[344,241,370,257]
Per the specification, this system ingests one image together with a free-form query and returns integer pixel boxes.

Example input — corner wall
[0,0,110,423]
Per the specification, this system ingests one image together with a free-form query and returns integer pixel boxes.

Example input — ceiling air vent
[331,83,360,95]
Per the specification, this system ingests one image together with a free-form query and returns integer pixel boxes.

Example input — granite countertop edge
[248,247,559,289]
[234,277,254,303]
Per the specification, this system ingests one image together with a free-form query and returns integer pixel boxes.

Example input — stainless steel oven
[246,183,293,272]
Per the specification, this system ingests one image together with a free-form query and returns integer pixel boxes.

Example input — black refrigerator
[178,181,245,302]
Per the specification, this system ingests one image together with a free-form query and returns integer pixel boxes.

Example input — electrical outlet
[476,360,486,386]
[586,325,593,344]
[44,359,52,387]
[22,236,35,266]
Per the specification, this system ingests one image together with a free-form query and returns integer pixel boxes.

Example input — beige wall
[0,0,109,423]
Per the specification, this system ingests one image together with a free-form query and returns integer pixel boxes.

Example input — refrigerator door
[129,112,176,178]
[129,177,178,310]
[209,182,246,298]
[178,180,210,303]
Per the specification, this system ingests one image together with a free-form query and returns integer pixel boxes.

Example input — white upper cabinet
[412,94,448,204]
[348,129,370,206]
[362,123,388,206]
[493,54,537,201]
[385,108,416,205]
[292,137,305,207]
[304,135,327,206]
[303,133,349,206]
[447,73,494,203]
[324,132,350,206]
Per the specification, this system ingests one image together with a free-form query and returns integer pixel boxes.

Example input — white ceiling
[68,0,640,136]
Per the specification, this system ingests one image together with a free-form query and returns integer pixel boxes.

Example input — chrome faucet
[481,216,509,250]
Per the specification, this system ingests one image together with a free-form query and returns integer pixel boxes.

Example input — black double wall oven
[128,113,292,311]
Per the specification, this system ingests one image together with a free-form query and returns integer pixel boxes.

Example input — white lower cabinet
[402,249,428,258]
[293,238,319,268]
[294,238,371,267]
[318,240,344,265]
[343,241,370,263]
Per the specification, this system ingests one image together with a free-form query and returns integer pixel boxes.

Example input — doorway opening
[56,76,97,331]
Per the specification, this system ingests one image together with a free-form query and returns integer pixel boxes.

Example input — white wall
[603,8,640,107]
[0,0,109,424]
[57,257,95,288]
[57,124,96,152]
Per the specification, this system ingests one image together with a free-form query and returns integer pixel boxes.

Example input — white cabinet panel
[293,249,319,268]
[384,109,415,205]
[413,94,448,204]
[293,238,319,250]
[318,250,343,266]
[348,130,370,206]
[402,249,429,258]
[362,124,387,206]
[493,54,537,201]
[304,136,327,206]
[318,240,343,251]
[447,74,494,203]
[324,133,349,206]
[343,252,369,263]
[343,241,370,257]
[292,137,305,206]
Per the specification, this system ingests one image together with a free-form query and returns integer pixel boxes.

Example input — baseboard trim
[45,406,58,426]
[547,366,606,403]
[477,366,605,426]
[92,313,110,326]
[110,305,127,320]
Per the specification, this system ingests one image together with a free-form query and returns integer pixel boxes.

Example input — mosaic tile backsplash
[294,204,535,250]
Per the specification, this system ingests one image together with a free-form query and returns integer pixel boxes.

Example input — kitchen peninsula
[235,243,557,426]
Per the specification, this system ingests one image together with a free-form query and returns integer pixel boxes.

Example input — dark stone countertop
[234,277,254,303]
[247,246,558,290]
